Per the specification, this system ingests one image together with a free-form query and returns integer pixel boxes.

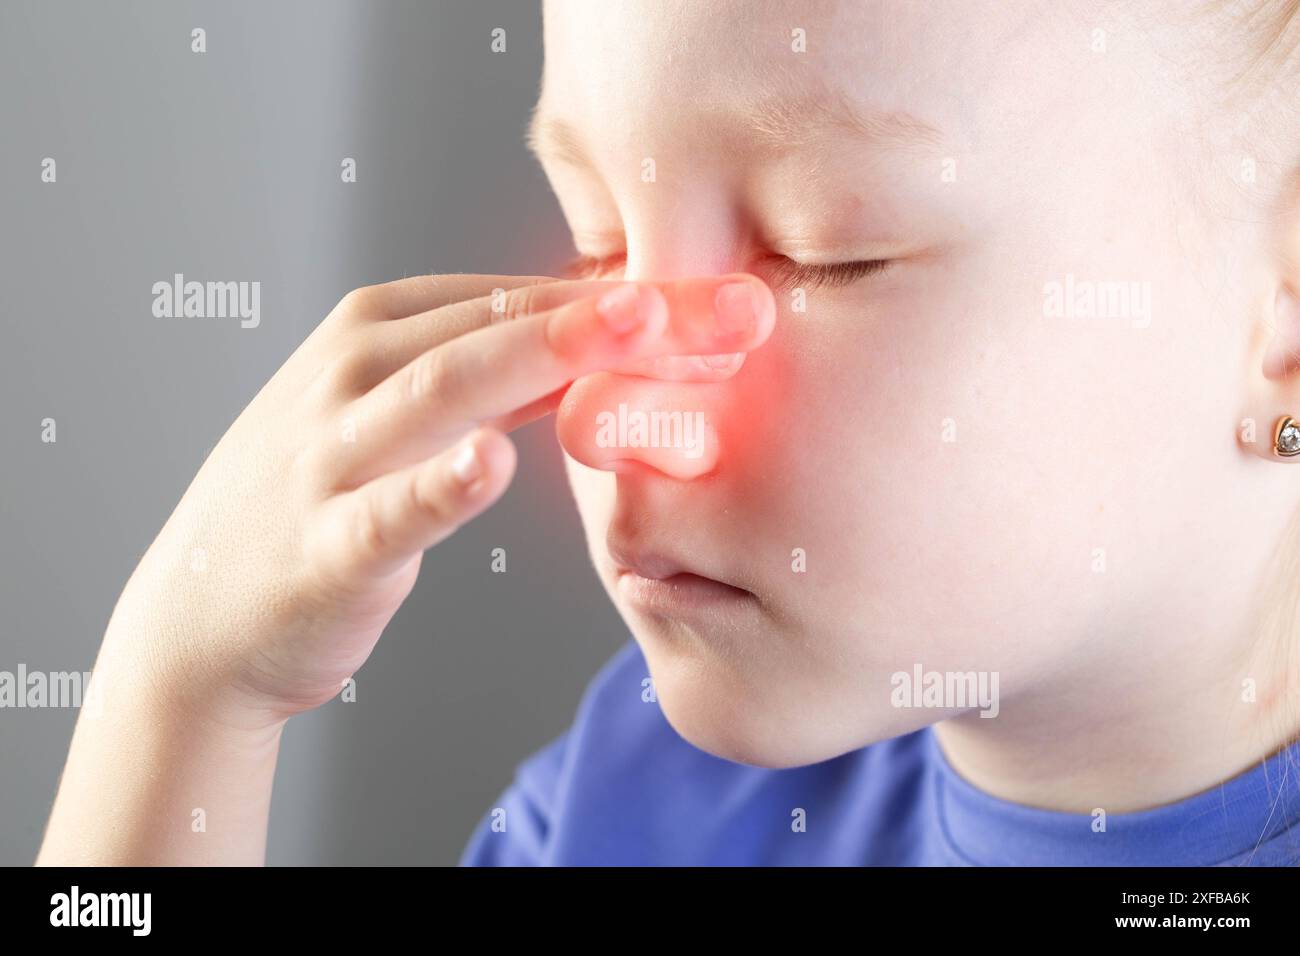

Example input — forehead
[542,2,883,124]
[536,1,1040,158]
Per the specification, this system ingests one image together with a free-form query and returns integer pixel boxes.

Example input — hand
[101,272,776,729]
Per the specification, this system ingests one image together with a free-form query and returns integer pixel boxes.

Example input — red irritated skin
[557,276,775,478]
[539,0,1300,815]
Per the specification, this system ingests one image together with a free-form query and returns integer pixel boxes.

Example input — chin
[625,610,938,769]
[626,625,853,769]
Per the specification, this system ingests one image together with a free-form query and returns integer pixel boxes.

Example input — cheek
[562,451,616,556]
[751,289,1131,657]
[777,272,1227,664]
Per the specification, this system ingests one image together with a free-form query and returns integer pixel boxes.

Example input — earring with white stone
[1274,415,1300,457]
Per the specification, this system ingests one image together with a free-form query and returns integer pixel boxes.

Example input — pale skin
[543,0,1300,814]
[40,0,1300,865]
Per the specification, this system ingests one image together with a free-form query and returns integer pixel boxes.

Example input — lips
[606,538,687,581]
[605,534,752,597]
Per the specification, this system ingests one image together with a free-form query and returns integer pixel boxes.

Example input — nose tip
[556,372,720,479]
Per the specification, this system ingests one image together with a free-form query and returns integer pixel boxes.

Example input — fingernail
[714,282,756,336]
[702,353,737,369]
[450,438,482,485]
[596,284,646,334]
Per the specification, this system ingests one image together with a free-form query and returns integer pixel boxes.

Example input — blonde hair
[1206,0,1300,862]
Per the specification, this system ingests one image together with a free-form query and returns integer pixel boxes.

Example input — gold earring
[1275,415,1300,457]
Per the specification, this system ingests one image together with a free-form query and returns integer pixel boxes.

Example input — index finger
[332,273,562,323]
[411,273,776,427]
[335,275,774,486]
[358,275,768,388]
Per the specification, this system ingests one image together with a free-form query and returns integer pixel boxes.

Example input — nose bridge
[556,372,722,480]
[620,196,742,282]
[562,193,748,480]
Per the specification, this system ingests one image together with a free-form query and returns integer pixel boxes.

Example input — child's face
[538,1,1264,766]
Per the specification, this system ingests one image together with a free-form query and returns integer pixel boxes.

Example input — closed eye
[760,256,893,292]
[563,252,893,292]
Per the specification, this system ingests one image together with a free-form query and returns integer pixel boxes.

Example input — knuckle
[499,284,540,325]
[409,470,451,527]
[337,286,381,319]
[407,346,461,404]
[353,494,390,561]
[296,434,342,490]
[309,343,377,403]
[292,439,326,486]
[316,349,373,399]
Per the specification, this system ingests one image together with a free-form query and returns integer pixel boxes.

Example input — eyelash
[564,253,893,292]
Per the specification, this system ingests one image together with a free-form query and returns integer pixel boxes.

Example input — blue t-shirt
[460,639,1300,866]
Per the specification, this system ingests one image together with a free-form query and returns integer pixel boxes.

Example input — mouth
[607,539,755,613]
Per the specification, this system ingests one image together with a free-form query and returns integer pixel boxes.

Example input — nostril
[556,372,721,480]
[602,458,660,477]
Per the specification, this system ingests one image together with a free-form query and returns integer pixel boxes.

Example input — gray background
[0,0,626,865]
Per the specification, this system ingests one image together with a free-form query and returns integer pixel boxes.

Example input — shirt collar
[928,729,1300,866]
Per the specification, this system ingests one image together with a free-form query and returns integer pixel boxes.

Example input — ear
[1244,174,1300,461]
[1260,284,1300,382]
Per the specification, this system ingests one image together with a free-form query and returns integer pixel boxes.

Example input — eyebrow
[743,89,944,155]
[526,90,944,168]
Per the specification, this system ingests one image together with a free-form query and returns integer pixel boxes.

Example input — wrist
[39,632,287,866]
[97,617,290,746]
